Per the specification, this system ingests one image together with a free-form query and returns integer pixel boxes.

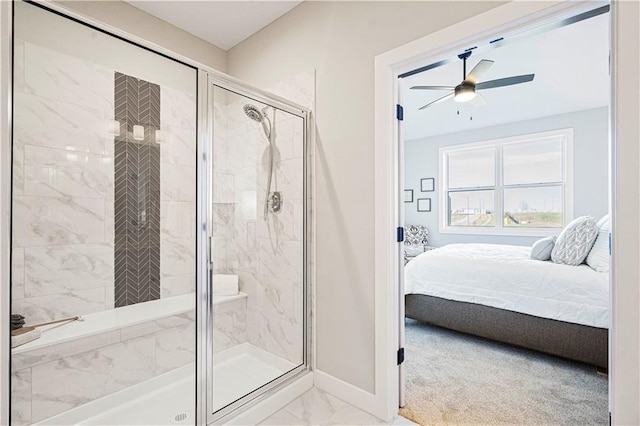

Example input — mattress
[404,243,609,328]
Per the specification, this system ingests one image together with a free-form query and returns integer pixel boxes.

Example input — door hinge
[609,411,611,426]
[396,104,404,121]
[609,233,612,256]
[397,227,404,243]
[397,348,405,365]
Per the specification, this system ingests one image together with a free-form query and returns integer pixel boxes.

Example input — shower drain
[171,412,190,424]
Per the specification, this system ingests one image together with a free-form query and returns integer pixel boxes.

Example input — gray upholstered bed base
[405,294,608,369]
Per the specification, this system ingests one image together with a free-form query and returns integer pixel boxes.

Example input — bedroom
[399,6,610,425]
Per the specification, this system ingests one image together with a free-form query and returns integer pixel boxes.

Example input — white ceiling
[125,1,302,51]
[402,12,609,140]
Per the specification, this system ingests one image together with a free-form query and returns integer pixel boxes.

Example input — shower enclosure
[205,82,309,422]
[8,2,310,425]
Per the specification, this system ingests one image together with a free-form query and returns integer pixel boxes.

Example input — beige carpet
[399,319,608,425]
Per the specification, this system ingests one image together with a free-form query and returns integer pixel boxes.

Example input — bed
[404,243,609,368]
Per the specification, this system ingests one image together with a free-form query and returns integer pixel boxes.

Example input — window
[439,129,573,236]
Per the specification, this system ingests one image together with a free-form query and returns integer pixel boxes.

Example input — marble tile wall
[11,35,197,425]
[159,86,197,298]
[211,71,314,366]
[266,70,316,367]
[10,298,246,425]
[12,41,115,323]
[212,101,231,274]
[11,40,197,322]
[10,310,197,425]
[213,298,248,354]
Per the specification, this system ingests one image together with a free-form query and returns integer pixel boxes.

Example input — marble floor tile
[284,388,346,425]
[324,404,387,425]
[390,415,418,425]
[266,387,417,426]
[260,408,309,425]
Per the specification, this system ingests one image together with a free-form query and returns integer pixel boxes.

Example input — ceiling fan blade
[419,92,454,110]
[476,74,535,90]
[410,85,455,90]
[470,92,487,107]
[464,59,494,84]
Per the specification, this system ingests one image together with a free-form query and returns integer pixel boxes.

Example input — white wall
[405,107,609,247]
[227,0,504,392]
[55,0,227,73]
[610,0,640,423]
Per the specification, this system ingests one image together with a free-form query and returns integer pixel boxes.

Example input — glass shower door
[10,3,198,425]
[208,82,308,420]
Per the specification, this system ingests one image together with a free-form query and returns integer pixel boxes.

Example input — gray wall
[404,107,609,247]
[227,0,504,392]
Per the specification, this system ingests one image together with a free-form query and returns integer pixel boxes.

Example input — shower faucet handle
[269,192,282,214]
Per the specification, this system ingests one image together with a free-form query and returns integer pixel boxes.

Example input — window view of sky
[446,135,566,228]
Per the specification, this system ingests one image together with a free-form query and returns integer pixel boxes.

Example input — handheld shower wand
[243,104,279,220]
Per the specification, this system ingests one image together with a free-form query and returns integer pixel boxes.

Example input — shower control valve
[269,191,282,214]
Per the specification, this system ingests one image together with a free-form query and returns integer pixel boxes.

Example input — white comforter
[404,243,609,328]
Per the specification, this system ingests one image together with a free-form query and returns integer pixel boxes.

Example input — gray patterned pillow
[551,216,598,266]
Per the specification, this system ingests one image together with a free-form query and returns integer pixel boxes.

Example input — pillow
[595,214,609,230]
[551,216,598,266]
[586,215,610,272]
[405,245,425,257]
[530,236,556,261]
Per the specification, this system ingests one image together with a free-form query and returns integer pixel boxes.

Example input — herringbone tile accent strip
[114,72,161,307]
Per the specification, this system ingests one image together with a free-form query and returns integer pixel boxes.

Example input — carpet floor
[399,319,608,425]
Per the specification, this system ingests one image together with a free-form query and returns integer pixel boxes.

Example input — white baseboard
[313,370,386,420]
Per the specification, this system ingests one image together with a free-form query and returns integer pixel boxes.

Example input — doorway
[397,7,611,423]
[373,0,640,424]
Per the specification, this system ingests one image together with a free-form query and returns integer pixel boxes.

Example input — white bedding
[404,243,609,328]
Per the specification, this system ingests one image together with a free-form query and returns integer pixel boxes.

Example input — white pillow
[530,236,556,261]
[586,215,610,272]
[405,245,425,257]
[551,216,598,266]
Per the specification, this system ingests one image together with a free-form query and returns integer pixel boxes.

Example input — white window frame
[439,128,574,237]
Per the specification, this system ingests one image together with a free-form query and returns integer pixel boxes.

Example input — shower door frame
[0,1,313,424]
[203,73,311,424]
[0,1,11,424]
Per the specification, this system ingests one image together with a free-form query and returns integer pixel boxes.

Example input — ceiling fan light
[454,85,476,102]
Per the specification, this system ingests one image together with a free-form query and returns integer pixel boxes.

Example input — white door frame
[374,0,640,424]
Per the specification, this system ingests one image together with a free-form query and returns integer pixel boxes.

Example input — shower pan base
[34,343,297,425]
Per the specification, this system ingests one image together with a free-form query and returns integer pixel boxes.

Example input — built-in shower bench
[11,292,249,425]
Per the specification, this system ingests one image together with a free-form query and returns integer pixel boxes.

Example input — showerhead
[242,103,276,221]
[243,104,264,123]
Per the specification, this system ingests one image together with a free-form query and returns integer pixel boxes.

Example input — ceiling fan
[411,51,535,110]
